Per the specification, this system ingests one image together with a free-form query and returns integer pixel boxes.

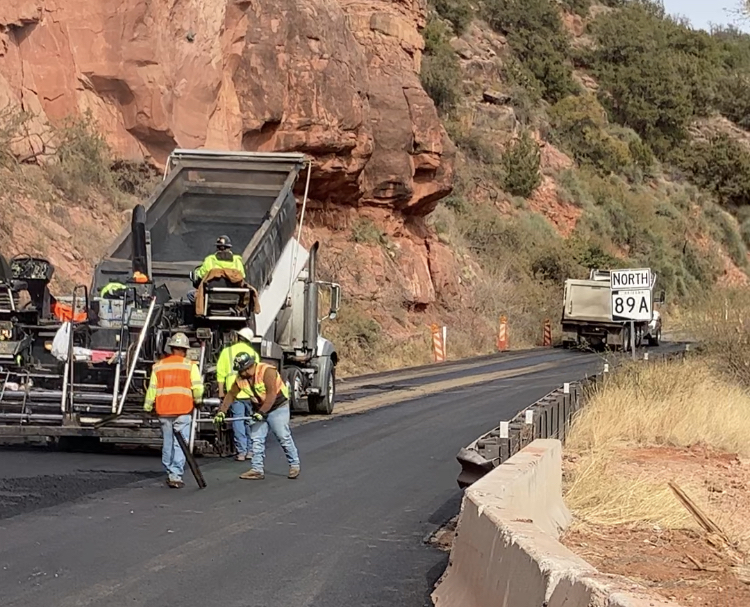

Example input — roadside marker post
[497,315,509,352]
[543,319,552,347]
[431,323,446,363]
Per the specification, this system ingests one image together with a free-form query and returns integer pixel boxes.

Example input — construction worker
[100,280,127,299]
[196,235,245,281]
[214,352,300,480]
[215,327,260,461]
[187,235,245,303]
[144,333,204,489]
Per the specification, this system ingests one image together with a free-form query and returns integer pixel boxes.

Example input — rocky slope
[0,0,463,333]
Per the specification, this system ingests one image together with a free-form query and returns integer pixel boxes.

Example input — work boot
[166,479,184,489]
[235,453,247,462]
[288,466,301,479]
[239,469,265,480]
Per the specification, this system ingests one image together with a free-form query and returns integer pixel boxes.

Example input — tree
[501,131,542,198]
[484,0,578,103]
[677,133,750,209]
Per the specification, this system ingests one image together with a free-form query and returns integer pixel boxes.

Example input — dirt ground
[562,445,750,607]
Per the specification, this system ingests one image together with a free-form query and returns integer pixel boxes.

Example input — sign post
[610,268,653,360]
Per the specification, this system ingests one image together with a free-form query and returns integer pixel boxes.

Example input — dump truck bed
[95,150,306,297]
[561,279,615,324]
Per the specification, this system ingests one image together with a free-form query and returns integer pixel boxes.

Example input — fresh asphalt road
[0,346,679,607]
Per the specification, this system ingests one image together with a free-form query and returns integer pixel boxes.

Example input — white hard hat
[237,327,255,343]
[167,332,190,349]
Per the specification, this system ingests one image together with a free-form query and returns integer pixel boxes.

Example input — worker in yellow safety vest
[195,235,245,280]
[144,333,204,488]
[187,235,246,303]
[100,281,127,299]
[215,352,300,481]
[215,327,260,461]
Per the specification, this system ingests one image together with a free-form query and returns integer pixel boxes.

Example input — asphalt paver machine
[0,150,341,454]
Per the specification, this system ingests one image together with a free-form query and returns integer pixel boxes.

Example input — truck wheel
[647,327,661,347]
[621,325,631,352]
[284,366,305,413]
[308,366,335,415]
[635,326,643,348]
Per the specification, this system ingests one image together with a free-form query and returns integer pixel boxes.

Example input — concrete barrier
[432,439,682,607]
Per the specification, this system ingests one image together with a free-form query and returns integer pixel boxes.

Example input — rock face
[0,0,454,215]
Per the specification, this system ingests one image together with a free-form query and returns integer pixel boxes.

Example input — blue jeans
[159,414,192,481]
[249,403,300,473]
[231,400,253,455]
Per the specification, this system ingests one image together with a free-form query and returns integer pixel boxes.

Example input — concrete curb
[432,439,682,607]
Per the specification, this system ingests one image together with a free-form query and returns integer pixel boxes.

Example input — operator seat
[191,266,257,323]
[0,254,30,313]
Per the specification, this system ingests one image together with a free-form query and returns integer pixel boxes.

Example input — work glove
[251,412,267,423]
[143,402,154,413]
[213,411,226,425]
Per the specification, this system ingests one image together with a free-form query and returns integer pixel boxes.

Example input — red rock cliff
[0,0,454,214]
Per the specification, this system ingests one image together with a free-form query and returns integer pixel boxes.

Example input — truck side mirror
[655,290,666,305]
[328,284,341,320]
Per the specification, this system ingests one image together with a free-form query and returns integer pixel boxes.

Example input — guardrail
[456,348,689,488]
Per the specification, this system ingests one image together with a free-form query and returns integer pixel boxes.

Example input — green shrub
[47,110,116,202]
[449,126,498,164]
[583,2,719,156]
[0,107,30,168]
[501,131,542,198]
[549,94,635,176]
[704,204,748,267]
[431,0,474,35]
[350,218,387,245]
[560,0,591,17]
[715,73,750,130]
[483,0,578,103]
[421,17,462,112]
[675,133,750,209]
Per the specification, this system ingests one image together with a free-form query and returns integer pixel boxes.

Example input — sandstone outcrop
[0,0,454,214]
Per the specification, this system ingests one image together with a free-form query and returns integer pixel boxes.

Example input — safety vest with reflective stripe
[195,253,246,280]
[150,355,203,416]
[235,362,289,410]
[216,342,260,396]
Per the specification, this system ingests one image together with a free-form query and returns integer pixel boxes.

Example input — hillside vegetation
[420,0,750,341]
[3,0,750,375]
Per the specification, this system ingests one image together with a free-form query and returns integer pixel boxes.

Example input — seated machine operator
[187,235,245,303]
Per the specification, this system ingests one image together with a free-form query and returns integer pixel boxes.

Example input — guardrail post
[499,421,510,463]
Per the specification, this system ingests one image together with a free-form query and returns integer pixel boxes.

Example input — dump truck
[561,269,663,351]
[0,149,341,454]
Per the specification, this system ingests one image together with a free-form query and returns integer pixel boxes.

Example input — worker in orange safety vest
[144,333,204,488]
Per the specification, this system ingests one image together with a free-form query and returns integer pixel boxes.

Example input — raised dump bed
[95,150,306,297]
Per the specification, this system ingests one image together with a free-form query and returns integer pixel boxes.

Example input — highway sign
[610,268,652,290]
[611,289,651,321]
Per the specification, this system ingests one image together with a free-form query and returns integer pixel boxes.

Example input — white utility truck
[561,268,664,350]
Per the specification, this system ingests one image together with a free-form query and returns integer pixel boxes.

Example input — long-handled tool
[174,427,207,489]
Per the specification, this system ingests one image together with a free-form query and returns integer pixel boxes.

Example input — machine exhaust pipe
[131,204,149,278]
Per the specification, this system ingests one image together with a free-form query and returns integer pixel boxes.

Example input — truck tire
[308,366,335,415]
[284,366,305,413]
[647,327,661,347]
[620,325,631,353]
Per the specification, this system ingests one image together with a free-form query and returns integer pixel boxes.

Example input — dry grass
[568,360,750,456]
[565,452,698,528]
[565,356,750,534]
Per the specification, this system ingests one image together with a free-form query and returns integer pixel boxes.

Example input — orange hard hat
[133,271,148,283]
